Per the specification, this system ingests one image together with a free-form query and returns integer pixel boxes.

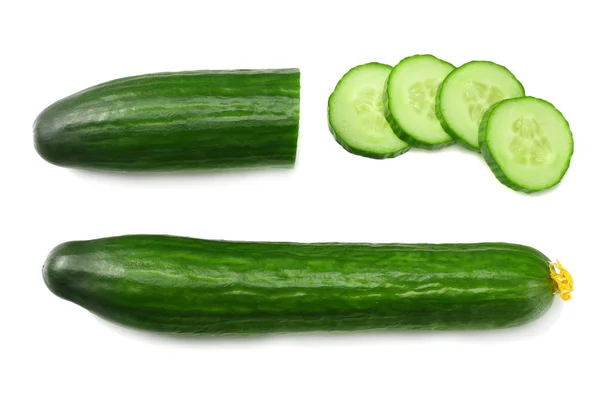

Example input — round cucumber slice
[436,61,525,151]
[384,54,456,149]
[328,63,410,159]
[479,97,573,193]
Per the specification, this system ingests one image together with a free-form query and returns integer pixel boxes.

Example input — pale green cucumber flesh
[384,54,455,148]
[480,97,573,193]
[328,63,410,158]
[436,61,525,151]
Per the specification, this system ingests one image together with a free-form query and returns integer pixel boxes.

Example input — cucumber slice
[479,97,573,193]
[328,63,410,158]
[436,61,525,151]
[384,54,455,149]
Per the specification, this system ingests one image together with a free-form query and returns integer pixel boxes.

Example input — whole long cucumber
[43,235,572,335]
[34,69,300,171]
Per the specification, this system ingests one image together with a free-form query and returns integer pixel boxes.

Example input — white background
[2,1,598,399]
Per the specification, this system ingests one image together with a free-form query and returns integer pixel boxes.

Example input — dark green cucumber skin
[435,60,526,153]
[43,235,555,335]
[383,55,456,150]
[34,69,300,171]
[479,96,574,193]
[327,63,411,159]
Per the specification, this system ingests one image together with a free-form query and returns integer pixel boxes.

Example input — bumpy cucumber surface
[479,96,574,193]
[34,69,300,171]
[43,235,557,335]
[384,54,455,149]
[436,61,525,151]
[328,63,410,158]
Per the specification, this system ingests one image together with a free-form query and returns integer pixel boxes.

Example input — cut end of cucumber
[384,54,455,149]
[437,61,525,151]
[328,63,410,159]
[480,97,573,193]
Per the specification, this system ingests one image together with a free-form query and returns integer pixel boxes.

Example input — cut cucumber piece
[34,69,300,171]
[436,61,525,151]
[328,63,410,158]
[479,97,573,193]
[384,54,455,149]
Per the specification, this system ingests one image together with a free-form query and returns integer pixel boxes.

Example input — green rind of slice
[435,84,478,151]
[384,54,456,149]
[328,62,410,159]
[479,96,574,193]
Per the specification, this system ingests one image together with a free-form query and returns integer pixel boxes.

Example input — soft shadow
[92,301,564,347]
[426,144,568,198]
[68,165,297,185]
[410,143,487,165]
